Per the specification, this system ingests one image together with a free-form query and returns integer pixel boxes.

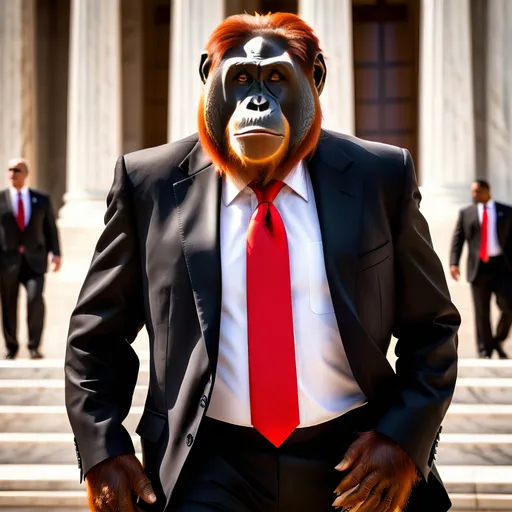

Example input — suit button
[186,434,194,447]
[200,395,208,408]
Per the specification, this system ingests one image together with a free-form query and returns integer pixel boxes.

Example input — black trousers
[471,256,512,354]
[0,258,45,355]
[168,405,449,512]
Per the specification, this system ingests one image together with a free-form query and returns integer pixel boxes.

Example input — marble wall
[485,0,512,203]
[0,0,38,188]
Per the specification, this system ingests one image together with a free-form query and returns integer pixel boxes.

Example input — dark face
[471,182,490,204]
[200,35,325,170]
[7,159,28,190]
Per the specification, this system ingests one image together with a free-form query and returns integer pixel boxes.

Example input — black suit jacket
[450,202,512,282]
[65,131,460,509]
[0,189,61,275]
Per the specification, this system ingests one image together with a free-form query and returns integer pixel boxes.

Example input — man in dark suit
[65,131,459,512]
[65,14,459,512]
[0,158,61,359]
[450,179,512,358]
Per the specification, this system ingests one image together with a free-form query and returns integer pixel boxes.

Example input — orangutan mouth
[234,127,284,137]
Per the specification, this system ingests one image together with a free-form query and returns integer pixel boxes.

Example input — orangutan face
[199,32,326,183]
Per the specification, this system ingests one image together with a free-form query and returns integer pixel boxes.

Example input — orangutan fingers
[356,481,391,512]
[336,471,381,510]
[334,464,367,496]
[130,472,157,505]
[332,484,359,509]
[335,443,363,472]
[372,483,399,512]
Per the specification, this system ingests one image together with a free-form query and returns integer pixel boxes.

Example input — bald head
[7,158,29,190]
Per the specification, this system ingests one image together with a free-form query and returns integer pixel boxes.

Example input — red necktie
[246,180,299,447]
[16,192,25,232]
[480,204,489,263]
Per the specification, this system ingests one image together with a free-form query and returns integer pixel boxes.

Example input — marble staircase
[0,357,149,510]
[0,358,512,510]
[438,359,512,511]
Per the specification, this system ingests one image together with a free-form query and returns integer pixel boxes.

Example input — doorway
[352,0,420,166]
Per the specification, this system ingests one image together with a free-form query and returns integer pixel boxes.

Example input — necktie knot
[250,180,285,204]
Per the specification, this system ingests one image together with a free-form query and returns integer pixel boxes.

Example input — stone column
[59,0,122,227]
[418,0,475,211]
[299,0,355,135]
[121,0,144,154]
[0,0,38,188]
[485,0,512,202]
[168,0,225,142]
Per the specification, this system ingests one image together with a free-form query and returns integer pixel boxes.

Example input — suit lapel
[25,189,35,230]
[308,133,397,400]
[308,134,360,303]
[174,143,222,373]
[495,202,506,246]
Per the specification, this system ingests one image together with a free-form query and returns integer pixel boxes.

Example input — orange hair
[205,12,322,73]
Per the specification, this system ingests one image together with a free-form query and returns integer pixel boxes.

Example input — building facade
[1,0,511,226]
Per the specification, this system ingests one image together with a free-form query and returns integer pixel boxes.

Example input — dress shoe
[495,344,509,359]
[29,349,43,360]
[478,349,492,359]
[5,352,16,360]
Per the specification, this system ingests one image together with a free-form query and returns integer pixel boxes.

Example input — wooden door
[352,0,419,167]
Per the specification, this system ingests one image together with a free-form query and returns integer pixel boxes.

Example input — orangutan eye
[269,70,283,82]
[235,72,251,84]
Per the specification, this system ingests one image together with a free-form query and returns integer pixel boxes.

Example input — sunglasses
[8,168,22,173]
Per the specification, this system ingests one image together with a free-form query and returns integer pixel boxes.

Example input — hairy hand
[85,454,157,512]
[332,431,420,512]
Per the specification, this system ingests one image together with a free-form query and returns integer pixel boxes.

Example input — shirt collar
[10,186,28,196]
[480,199,495,209]
[222,161,309,206]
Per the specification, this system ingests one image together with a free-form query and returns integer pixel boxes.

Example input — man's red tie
[480,204,489,263]
[16,192,25,232]
[246,180,299,447]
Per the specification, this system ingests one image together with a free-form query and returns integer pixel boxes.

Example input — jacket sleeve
[43,196,61,257]
[64,156,145,477]
[375,149,460,480]
[449,210,465,266]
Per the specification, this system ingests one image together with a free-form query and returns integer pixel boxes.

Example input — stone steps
[0,405,143,433]
[443,404,512,434]
[0,359,150,380]
[0,491,87,509]
[457,359,512,378]
[0,359,509,509]
[452,378,512,404]
[0,380,149,406]
[440,465,512,510]
[438,434,512,465]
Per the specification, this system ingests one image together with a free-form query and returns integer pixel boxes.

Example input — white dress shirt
[207,162,366,428]
[478,200,502,257]
[9,187,31,227]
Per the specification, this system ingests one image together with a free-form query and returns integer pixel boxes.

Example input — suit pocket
[357,241,392,272]
[136,407,167,444]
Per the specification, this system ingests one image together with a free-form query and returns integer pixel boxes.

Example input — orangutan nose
[247,95,270,112]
